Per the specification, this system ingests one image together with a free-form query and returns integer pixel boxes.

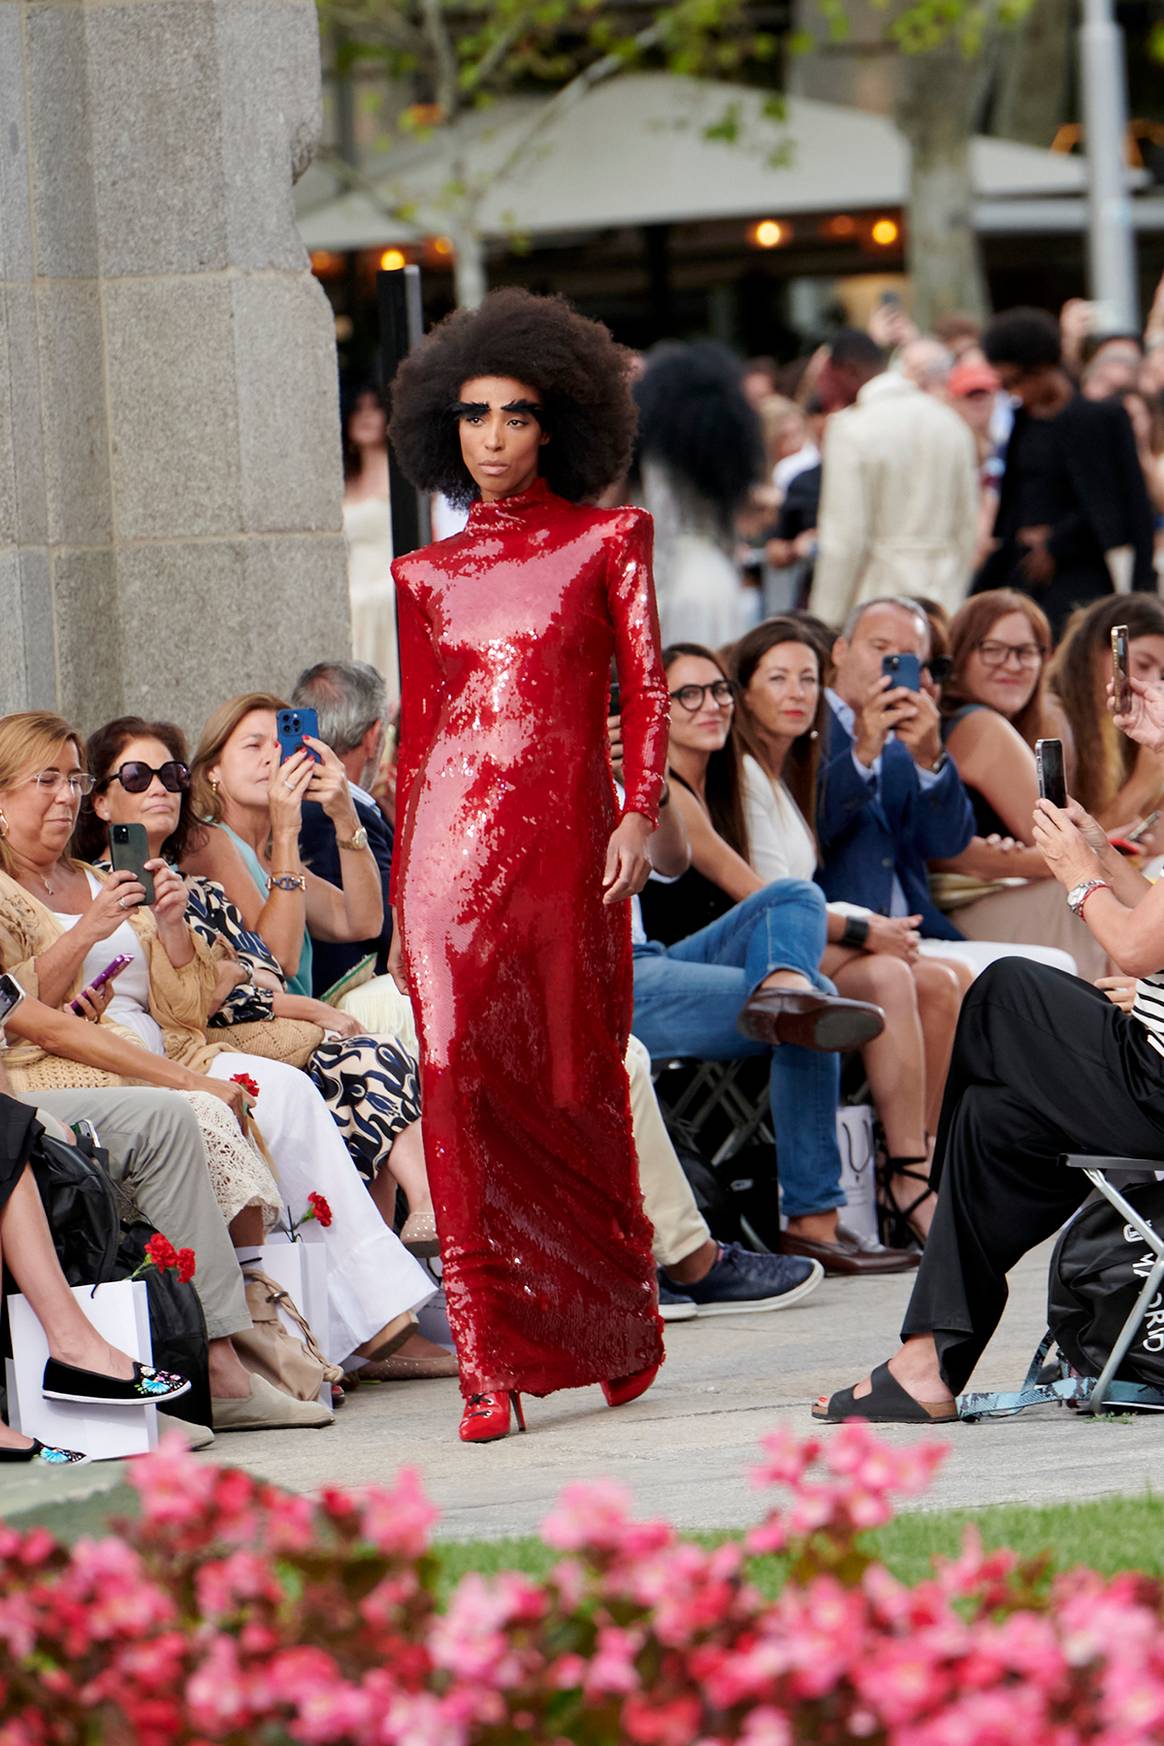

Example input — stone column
[0,0,352,740]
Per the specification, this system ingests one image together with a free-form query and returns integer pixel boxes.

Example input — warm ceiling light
[871,217,899,247]
[824,214,856,238]
[379,248,407,271]
[752,219,787,249]
[431,235,454,256]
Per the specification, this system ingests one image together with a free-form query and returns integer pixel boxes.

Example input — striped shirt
[1133,974,1164,1060]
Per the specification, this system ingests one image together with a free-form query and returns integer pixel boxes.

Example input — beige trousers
[340,976,712,1269]
[31,1088,250,1341]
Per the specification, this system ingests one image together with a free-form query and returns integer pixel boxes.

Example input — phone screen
[1036,738,1067,809]
[1112,625,1131,714]
[109,821,155,906]
[276,707,321,764]
[0,972,25,1024]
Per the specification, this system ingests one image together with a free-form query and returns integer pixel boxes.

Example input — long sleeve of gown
[606,508,669,828]
[390,563,444,906]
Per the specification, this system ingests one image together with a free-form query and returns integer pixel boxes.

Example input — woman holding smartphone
[0,712,435,1370]
[813,670,1164,1424]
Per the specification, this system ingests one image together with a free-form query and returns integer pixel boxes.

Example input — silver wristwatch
[1066,878,1108,916]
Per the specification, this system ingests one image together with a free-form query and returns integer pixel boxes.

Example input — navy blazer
[815,702,974,941]
[299,792,394,997]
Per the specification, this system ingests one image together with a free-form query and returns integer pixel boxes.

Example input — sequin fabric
[391,478,669,1399]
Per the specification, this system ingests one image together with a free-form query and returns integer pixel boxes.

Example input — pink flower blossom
[359,1467,438,1560]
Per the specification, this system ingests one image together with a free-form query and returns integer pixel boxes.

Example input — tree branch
[419,0,462,118]
[313,143,422,230]
[318,0,426,57]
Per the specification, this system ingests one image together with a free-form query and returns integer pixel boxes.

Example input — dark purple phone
[69,953,133,1016]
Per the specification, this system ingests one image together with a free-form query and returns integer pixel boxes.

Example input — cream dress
[343,494,398,703]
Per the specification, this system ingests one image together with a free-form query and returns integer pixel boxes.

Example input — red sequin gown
[391,478,669,1400]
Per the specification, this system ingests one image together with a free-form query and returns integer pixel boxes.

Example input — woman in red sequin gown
[387,291,669,1435]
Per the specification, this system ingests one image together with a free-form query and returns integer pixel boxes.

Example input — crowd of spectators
[9,281,1164,1465]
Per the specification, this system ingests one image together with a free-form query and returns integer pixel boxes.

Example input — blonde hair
[0,712,85,877]
[190,692,288,826]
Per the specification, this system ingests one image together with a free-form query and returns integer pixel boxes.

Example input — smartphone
[882,652,921,692]
[1112,624,1131,715]
[1126,809,1160,845]
[608,679,621,719]
[69,953,133,1016]
[1036,738,1068,809]
[109,821,155,906]
[879,289,903,307]
[276,706,321,765]
[0,970,26,1025]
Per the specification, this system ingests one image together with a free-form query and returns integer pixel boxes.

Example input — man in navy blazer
[817,597,974,942]
[291,661,394,996]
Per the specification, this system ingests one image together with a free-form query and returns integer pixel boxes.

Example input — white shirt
[52,871,163,1052]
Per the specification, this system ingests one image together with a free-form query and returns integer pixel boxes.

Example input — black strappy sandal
[876,1154,934,1249]
[813,1361,959,1424]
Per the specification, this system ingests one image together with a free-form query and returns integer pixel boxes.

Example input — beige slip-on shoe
[157,1411,215,1449]
[212,1373,334,1431]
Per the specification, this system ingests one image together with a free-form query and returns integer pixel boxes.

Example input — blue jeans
[632,880,844,1220]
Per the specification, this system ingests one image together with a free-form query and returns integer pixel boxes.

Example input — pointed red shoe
[458,1390,527,1444]
[601,1360,661,1410]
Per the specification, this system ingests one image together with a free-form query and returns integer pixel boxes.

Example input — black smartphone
[882,652,921,692]
[0,970,26,1025]
[1036,738,1067,809]
[608,679,621,719]
[109,820,155,905]
[276,706,321,764]
[1112,624,1131,715]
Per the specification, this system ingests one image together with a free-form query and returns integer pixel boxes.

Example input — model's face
[94,735,184,851]
[832,604,927,706]
[456,374,549,503]
[743,641,820,741]
[962,610,1045,718]
[211,710,279,810]
[667,653,735,756]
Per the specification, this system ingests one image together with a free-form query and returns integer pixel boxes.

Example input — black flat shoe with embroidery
[0,1437,90,1465]
[42,1357,190,1407]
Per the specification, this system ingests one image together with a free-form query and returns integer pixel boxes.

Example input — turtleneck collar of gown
[466,475,555,526]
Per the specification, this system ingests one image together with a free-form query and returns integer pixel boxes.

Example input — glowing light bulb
[752,219,785,249]
[379,248,407,271]
[871,218,899,247]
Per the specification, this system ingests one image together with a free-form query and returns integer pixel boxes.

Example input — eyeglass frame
[23,769,96,798]
[972,637,1049,670]
[668,679,738,713]
[102,759,191,796]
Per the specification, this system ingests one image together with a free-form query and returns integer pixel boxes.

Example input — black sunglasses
[107,759,190,795]
[924,657,953,685]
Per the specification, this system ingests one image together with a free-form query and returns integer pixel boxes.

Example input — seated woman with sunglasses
[77,717,444,1278]
[632,644,919,1277]
[0,712,435,1371]
[929,591,1106,979]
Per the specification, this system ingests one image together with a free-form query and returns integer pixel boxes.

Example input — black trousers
[902,957,1164,1393]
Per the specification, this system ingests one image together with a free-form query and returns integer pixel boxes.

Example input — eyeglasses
[107,760,190,795]
[975,639,1048,670]
[25,770,95,797]
[925,656,953,685]
[670,680,737,712]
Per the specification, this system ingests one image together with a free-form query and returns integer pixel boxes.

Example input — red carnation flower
[305,1192,333,1229]
[230,1072,261,1102]
[144,1233,178,1273]
[176,1248,197,1285]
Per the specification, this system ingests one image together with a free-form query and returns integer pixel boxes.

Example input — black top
[299,792,394,996]
[776,463,822,541]
[940,704,1011,839]
[636,772,734,946]
[0,1092,39,1217]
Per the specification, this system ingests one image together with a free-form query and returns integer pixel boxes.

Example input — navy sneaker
[656,1275,699,1322]
[667,1243,824,1315]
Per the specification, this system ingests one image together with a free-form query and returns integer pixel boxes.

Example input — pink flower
[542,1477,637,1552]
[359,1468,438,1561]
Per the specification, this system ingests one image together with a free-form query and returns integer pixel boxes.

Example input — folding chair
[651,1056,774,1166]
[959,1154,1164,1422]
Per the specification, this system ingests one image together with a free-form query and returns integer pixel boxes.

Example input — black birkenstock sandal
[812,1361,959,1424]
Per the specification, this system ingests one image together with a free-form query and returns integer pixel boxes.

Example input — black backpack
[1047,1180,1164,1392]
[29,1130,210,1426]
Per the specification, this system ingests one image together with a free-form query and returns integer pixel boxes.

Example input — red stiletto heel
[601,1360,661,1410]
[458,1391,526,1444]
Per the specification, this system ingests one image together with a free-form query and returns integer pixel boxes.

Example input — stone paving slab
[195,1240,1164,1541]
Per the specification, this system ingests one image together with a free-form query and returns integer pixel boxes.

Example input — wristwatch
[267,873,306,893]
[1066,878,1109,916]
[336,826,369,852]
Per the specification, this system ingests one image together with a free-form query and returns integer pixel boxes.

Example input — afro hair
[634,341,765,522]
[982,307,1062,371]
[387,287,637,508]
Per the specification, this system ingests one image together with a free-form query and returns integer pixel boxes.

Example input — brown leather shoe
[739,989,885,1053]
[779,1224,920,1276]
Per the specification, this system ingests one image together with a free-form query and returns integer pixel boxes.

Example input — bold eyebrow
[450,398,543,419]
[451,401,489,416]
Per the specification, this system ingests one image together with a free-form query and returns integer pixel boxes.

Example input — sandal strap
[817,1362,956,1424]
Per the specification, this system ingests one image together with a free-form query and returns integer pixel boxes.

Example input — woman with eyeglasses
[634,643,919,1277]
[0,711,435,1372]
[925,590,1106,978]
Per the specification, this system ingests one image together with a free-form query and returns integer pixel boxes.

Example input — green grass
[435,1492,1164,1602]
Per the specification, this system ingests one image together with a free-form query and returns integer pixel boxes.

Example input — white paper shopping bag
[6,1279,158,1460]
[253,1239,331,1406]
